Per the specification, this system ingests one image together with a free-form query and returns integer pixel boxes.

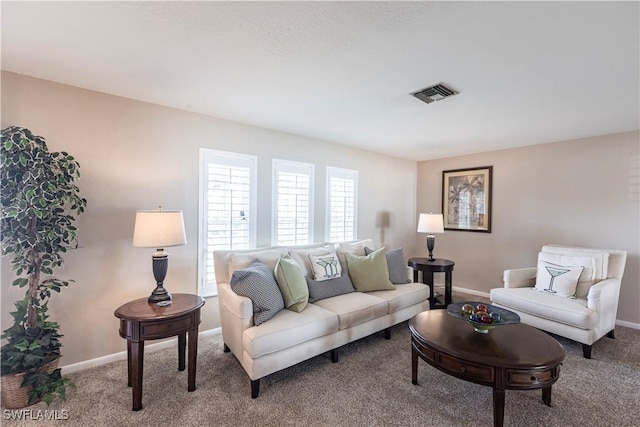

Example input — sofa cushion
[289,245,334,277]
[230,261,284,326]
[228,248,289,280]
[313,292,388,329]
[365,246,410,284]
[243,304,339,358]
[306,275,354,303]
[490,287,597,329]
[534,261,583,298]
[539,251,595,283]
[334,239,374,275]
[309,251,342,281]
[368,282,430,313]
[346,248,395,292]
[274,255,309,312]
[542,245,609,279]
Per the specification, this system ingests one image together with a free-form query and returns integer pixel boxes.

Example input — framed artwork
[442,166,492,232]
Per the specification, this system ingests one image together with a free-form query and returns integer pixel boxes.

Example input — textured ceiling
[1,1,639,160]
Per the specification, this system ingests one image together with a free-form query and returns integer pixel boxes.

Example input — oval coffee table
[409,310,565,427]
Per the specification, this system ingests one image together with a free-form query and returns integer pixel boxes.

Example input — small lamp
[417,212,444,262]
[133,208,187,304]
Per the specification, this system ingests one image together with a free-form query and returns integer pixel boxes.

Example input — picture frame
[442,166,492,232]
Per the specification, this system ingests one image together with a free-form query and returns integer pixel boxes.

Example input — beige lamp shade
[417,213,444,234]
[133,210,187,248]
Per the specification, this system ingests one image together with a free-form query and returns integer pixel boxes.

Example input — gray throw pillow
[230,261,284,325]
[306,274,355,303]
[365,246,411,284]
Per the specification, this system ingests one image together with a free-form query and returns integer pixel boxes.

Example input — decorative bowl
[447,302,520,333]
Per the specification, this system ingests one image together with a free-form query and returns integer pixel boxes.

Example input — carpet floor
[2,292,640,426]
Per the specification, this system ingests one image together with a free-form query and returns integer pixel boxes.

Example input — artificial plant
[1,126,86,405]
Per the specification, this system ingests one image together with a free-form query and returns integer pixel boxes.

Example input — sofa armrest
[217,281,254,357]
[503,267,536,288]
[587,278,621,334]
[218,281,253,319]
[406,266,414,282]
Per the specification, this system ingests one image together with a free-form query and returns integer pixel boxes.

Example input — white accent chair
[490,244,627,359]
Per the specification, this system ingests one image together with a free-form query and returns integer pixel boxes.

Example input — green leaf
[28,342,42,351]
[12,278,28,287]
[4,207,18,217]
[13,340,29,351]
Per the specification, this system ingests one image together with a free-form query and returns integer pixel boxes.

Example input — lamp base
[426,235,436,262]
[149,252,172,303]
[148,285,172,303]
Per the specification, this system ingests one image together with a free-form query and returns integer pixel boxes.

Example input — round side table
[408,258,455,309]
[114,293,205,411]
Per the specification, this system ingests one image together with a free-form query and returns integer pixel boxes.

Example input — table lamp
[417,212,444,262]
[133,208,187,303]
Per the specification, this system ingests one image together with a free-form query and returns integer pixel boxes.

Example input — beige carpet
[3,292,640,426]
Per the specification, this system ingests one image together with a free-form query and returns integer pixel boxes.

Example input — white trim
[452,286,490,299]
[325,166,358,242]
[198,149,257,296]
[615,319,640,330]
[271,158,315,246]
[60,328,222,375]
[51,305,640,375]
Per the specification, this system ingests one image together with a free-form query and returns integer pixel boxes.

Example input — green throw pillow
[345,248,395,292]
[275,255,309,312]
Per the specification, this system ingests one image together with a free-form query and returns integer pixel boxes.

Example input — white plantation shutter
[327,167,358,242]
[199,149,256,296]
[273,159,314,246]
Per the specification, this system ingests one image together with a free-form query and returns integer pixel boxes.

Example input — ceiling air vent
[411,83,458,104]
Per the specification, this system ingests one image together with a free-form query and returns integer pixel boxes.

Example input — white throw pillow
[289,245,335,278]
[535,261,584,298]
[538,251,600,297]
[309,251,342,281]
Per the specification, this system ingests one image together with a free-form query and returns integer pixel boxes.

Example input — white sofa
[490,244,627,359]
[214,240,430,397]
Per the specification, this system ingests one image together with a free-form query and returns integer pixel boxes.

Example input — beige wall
[416,131,640,325]
[0,71,418,367]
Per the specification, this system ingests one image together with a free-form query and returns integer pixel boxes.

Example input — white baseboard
[61,292,640,375]
[453,286,640,330]
[60,328,221,375]
[452,286,490,299]
[615,319,640,330]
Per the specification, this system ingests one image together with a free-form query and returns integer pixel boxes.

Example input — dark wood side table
[410,310,565,427]
[114,293,205,411]
[408,258,455,309]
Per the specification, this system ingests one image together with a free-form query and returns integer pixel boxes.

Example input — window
[326,167,358,242]
[199,149,256,296]
[272,159,314,246]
